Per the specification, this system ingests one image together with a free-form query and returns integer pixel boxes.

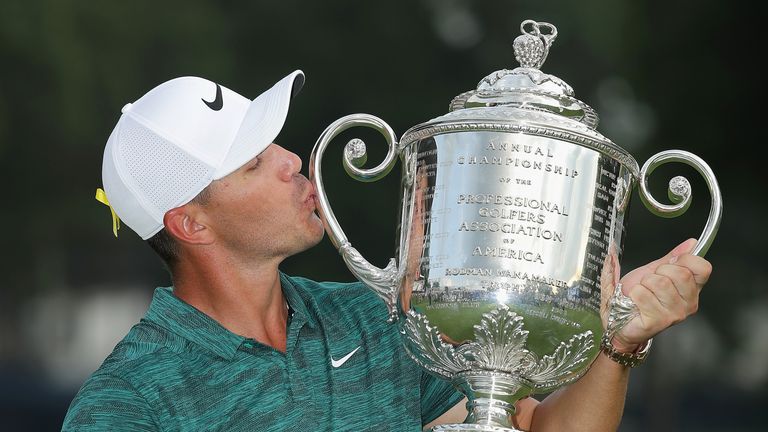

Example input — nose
[289,150,302,174]
[277,145,303,181]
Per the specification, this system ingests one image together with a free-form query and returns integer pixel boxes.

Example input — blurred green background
[0,0,764,430]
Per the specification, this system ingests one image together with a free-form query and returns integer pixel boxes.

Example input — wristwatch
[599,335,653,368]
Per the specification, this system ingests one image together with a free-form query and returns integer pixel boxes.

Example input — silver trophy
[310,20,722,431]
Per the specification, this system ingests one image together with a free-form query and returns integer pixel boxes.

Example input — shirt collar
[279,272,319,330]
[143,274,318,360]
[144,287,246,360]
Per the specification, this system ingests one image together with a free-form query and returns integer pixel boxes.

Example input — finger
[656,262,700,301]
[673,238,699,255]
[648,238,698,271]
[620,238,698,288]
[667,254,712,286]
[639,273,687,319]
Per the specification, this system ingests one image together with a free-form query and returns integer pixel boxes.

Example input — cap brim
[213,70,304,180]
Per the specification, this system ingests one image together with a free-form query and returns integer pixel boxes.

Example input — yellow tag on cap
[95,188,121,237]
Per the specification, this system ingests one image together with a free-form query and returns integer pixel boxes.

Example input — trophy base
[428,424,523,432]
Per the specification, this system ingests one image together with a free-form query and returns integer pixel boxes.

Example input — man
[62,70,711,431]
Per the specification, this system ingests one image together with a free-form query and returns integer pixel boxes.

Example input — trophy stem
[465,398,519,428]
[428,371,528,431]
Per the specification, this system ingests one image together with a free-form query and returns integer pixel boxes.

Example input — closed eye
[246,157,261,171]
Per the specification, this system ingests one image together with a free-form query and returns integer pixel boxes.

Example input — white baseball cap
[98,70,305,239]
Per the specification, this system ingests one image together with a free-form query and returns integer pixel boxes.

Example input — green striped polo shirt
[62,273,463,431]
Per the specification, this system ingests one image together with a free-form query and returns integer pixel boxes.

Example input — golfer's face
[202,143,324,258]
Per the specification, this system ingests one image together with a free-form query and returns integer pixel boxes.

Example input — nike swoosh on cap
[331,346,361,368]
[202,83,223,111]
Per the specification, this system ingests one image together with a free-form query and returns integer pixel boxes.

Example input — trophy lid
[399,19,639,174]
[449,20,598,129]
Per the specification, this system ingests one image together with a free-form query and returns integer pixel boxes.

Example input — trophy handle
[309,114,402,322]
[638,149,723,257]
[606,150,723,343]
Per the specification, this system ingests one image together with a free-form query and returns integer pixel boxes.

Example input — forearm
[529,353,630,431]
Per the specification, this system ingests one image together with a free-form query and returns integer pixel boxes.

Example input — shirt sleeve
[61,373,158,431]
[419,369,465,426]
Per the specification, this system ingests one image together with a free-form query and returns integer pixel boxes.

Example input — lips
[304,193,316,208]
[303,182,317,209]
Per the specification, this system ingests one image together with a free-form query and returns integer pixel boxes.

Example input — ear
[163,205,213,245]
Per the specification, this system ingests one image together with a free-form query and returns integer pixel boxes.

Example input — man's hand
[611,238,713,352]
[524,239,714,432]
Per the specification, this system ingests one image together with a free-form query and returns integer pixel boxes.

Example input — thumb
[620,238,697,291]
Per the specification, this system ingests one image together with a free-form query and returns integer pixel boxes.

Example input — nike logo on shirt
[331,346,361,368]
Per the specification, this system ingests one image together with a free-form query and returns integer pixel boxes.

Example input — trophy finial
[514,20,558,69]
[449,18,598,129]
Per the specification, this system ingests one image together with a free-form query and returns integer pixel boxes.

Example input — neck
[172,251,290,352]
